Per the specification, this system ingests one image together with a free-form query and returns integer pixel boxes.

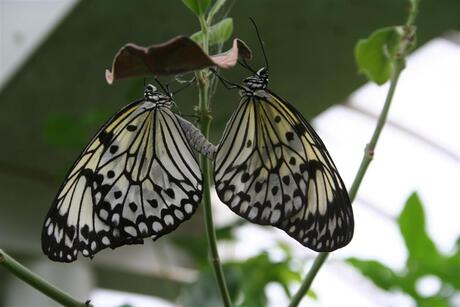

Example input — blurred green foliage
[348,193,460,306]
[42,109,112,150]
[225,252,300,307]
[180,250,305,307]
[172,221,241,267]
[173,220,314,307]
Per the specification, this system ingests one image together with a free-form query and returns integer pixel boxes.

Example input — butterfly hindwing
[94,107,202,239]
[268,91,354,251]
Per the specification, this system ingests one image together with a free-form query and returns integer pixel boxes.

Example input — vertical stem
[0,249,90,307]
[195,13,232,307]
[197,73,232,307]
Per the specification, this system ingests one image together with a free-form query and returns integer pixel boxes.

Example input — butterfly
[213,25,354,252]
[42,84,202,262]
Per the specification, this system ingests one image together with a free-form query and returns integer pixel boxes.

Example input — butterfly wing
[267,91,354,251]
[214,93,311,225]
[94,106,202,240]
[42,100,144,262]
[214,90,353,251]
[42,101,202,262]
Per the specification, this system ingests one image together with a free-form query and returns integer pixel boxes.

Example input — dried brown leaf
[106,36,251,84]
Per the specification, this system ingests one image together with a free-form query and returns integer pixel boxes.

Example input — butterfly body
[214,68,354,252]
[42,85,202,262]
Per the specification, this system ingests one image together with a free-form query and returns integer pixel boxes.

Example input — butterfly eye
[146,84,156,92]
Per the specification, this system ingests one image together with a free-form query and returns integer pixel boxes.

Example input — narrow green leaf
[398,193,441,266]
[191,18,233,46]
[207,0,227,22]
[347,258,400,290]
[355,26,404,84]
[181,0,211,17]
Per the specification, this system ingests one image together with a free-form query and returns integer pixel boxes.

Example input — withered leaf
[106,36,251,84]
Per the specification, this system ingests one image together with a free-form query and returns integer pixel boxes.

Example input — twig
[0,249,90,307]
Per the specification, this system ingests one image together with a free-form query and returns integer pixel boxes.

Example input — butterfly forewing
[215,92,310,225]
[95,107,202,239]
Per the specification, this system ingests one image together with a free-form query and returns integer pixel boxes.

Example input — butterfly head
[243,67,269,92]
[144,84,173,107]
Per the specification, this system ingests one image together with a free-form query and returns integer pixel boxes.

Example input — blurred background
[1,0,459,306]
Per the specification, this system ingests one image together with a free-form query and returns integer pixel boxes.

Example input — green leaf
[231,252,301,307]
[347,258,400,290]
[355,26,404,84]
[398,193,441,266]
[181,0,211,17]
[207,0,227,22]
[191,18,233,46]
[438,241,460,288]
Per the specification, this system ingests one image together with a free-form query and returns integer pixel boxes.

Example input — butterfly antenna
[153,76,169,95]
[238,59,257,74]
[210,68,245,91]
[166,83,173,97]
[143,77,146,87]
[249,17,269,70]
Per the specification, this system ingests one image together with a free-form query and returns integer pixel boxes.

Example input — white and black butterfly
[42,84,202,262]
[213,28,354,251]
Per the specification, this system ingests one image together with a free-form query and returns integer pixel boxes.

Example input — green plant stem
[197,76,232,307]
[406,0,419,26]
[289,5,418,303]
[195,12,232,307]
[0,249,90,307]
[348,61,403,202]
